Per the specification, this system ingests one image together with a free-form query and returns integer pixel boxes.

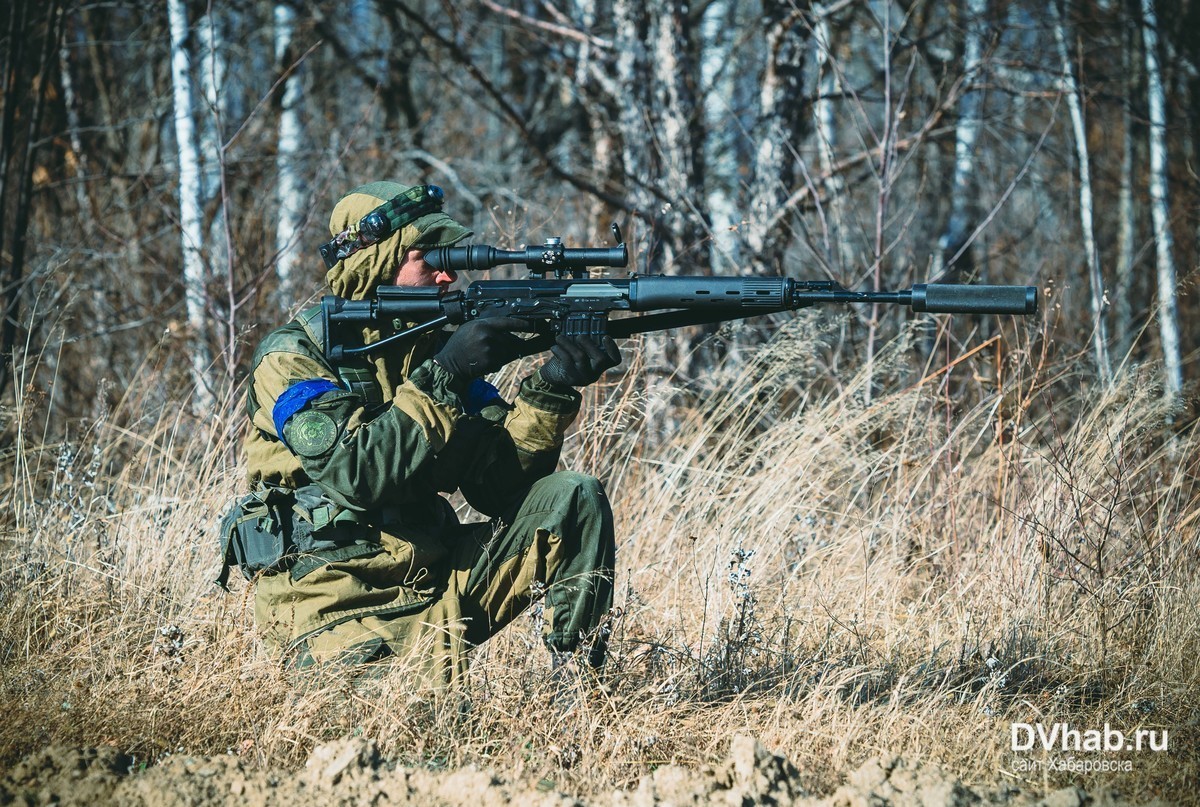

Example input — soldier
[221,181,621,682]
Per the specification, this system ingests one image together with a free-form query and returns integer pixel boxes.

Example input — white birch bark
[745,0,809,276]
[196,12,225,201]
[813,4,852,272]
[574,0,619,232]
[167,0,215,410]
[1140,0,1183,396]
[1052,1,1112,381]
[608,0,707,277]
[57,27,87,210]
[1115,23,1136,360]
[611,0,670,436]
[653,0,708,275]
[932,0,987,280]
[196,10,230,320]
[273,4,306,306]
[701,0,740,272]
[611,0,709,433]
[612,0,656,239]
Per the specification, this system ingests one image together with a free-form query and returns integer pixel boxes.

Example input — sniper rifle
[320,226,1038,362]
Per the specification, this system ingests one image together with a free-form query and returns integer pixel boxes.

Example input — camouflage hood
[325,181,473,300]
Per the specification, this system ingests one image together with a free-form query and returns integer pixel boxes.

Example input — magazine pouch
[216,486,295,589]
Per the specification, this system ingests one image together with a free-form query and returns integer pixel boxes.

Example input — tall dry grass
[0,318,1195,800]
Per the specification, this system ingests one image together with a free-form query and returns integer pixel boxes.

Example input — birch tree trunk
[612,0,657,255]
[57,14,89,223]
[701,0,740,272]
[745,0,811,276]
[197,10,228,283]
[167,0,215,411]
[1051,1,1112,381]
[608,0,711,434]
[931,0,987,282]
[610,0,670,439]
[1115,22,1137,361]
[273,4,307,307]
[1139,0,1183,397]
[652,0,708,275]
[572,0,625,239]
[813,3,853,272]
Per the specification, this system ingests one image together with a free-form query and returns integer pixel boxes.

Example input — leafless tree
[1051,0,1111,381]
[1139,0,1183,397]
[744,0,812,276]
[272,3,307,307]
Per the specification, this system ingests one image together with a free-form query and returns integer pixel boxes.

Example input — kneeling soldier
[220,181,621,683]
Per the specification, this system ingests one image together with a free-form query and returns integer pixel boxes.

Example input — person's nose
[435,268,457,286]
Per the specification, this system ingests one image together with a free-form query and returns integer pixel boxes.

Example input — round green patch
[284,410,339,457]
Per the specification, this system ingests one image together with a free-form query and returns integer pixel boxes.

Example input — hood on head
[325,181,473,300]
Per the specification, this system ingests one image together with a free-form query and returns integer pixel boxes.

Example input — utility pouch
[216,486,295,590]
[216,485,383,589]
[287,484,380,581]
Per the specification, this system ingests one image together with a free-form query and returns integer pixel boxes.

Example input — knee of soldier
[530,471,613,543]
[543,470,610,514]
[552,470,604,495]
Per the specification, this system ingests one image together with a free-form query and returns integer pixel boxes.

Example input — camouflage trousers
[292,471,615,682]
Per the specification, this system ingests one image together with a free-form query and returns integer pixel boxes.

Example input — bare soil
[0,735,1162,807]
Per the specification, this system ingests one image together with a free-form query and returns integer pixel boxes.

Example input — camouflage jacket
[240,181,581,654]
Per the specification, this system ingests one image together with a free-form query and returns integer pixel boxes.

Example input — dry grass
[0,319,1195,801]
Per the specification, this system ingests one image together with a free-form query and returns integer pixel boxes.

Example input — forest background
[0,0,1197,802]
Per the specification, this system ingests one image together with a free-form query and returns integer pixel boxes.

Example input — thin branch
[223,39,321,151]
[479,0,613,49]
[381,0,642,221]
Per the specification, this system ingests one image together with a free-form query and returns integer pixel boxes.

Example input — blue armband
[272,379,341,439]
[465,378,503,415]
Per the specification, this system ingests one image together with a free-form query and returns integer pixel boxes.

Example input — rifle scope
[425,236,628,276]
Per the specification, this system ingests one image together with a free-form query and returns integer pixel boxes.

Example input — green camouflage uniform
[237,182,615,680]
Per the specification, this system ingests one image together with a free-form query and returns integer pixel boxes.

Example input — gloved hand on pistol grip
[538,335,622,388]
[434,316,529,379]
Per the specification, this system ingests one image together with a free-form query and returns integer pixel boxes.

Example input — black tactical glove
[538,335,622,388]
[434,316,529,379]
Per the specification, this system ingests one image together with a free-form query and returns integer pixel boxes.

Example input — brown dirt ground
[0,734,1166,807]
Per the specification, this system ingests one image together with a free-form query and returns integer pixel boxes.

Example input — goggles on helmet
[318,184,445,269]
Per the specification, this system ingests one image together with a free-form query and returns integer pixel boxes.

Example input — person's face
[393,248,457,292]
